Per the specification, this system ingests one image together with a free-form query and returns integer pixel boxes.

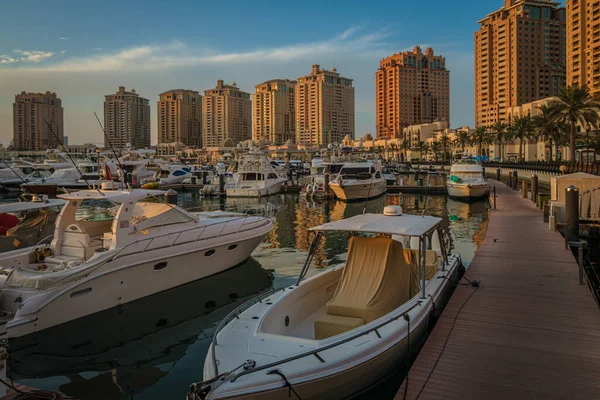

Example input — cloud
[3,28,390,73]
[12,50,54,63]
[0,55,18,64]
[59,37,68,40]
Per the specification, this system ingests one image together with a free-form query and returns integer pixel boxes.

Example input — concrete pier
[396,181,600,399]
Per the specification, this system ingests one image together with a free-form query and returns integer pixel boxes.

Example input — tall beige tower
[566,0,600,99]
[252,79,296,145]
[13,91,63,150]
[475,0,566,127]
[104,86,151,149]
[295,64,355,146]
[157,89,202,147]
[202,80,251,147]
[376,46,450,139]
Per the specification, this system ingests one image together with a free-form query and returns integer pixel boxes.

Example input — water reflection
[10,258,273,399]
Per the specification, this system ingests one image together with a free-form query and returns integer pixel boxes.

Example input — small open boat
[188,205,464,400]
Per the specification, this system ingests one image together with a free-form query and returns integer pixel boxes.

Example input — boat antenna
[43,118,97,193]
[93,111,131,190]
[362,169,376,215]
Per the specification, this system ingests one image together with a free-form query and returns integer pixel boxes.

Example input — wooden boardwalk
[396,181,600,400]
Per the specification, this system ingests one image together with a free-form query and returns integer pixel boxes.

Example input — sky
[0,0,510,146]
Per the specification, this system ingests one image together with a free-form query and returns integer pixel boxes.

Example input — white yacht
[328,162,387,201]
[189,206,464,400]
[143,164,193,186]
[0,189,273,338]
[446,159,489,200]
[227,152,287,198]
[0,169,53,192]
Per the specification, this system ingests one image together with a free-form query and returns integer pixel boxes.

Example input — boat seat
[314,314,364,340]
[315,237,419,339]
[403,249,439,280]
[60,224,95,261]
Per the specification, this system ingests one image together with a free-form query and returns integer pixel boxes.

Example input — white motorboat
[0,169,53,192]
[382,167,398,185]
[446,159,489,200]
[328,162,387,201]
[0,189,273,338]
[189,206,464,400]
[227,152,287,198]
[143,164,193,185]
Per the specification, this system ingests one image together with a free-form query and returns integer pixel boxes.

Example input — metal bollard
[578,246,584,285]
[219,174,225,196]
[543,204,550,223]
[531,174,538,205]
[496,168,501,181]
[512,170,518,190]
[493,186,497,210]
[164,189,178,205]
[522,180,528,198]
[565,185,579,242]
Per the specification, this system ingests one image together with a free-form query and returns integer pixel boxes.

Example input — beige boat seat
[314,237,419,340]
[60,224,100,261]
[403,249,439,280]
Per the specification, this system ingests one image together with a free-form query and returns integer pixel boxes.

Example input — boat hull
[226,181,284,198]
[4,225,271,338]
[446,182,488,199]
[329,181,387,201]
[204,259,461,400]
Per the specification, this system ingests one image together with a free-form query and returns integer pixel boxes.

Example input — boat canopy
[309,213,441,237]
[0,199,66,214]
[57,189,165,203]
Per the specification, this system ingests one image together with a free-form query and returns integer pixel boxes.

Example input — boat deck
[397,180,600,399]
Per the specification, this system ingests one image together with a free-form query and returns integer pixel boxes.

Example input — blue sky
[0,0,522,145]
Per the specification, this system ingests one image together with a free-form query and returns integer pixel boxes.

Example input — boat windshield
[242,173,264,181]
[340,167,372,179]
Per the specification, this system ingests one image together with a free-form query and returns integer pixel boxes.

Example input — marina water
[7,192,488,399]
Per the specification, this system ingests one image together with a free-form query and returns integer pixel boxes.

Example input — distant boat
[226,151,287,198]
[446,158,489,200]
[328,162,387,201]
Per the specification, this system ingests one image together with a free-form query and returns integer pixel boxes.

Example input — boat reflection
[9,257,274,399]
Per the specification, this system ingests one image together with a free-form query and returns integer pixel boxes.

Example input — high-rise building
[104,86,151,149]
[253,79,296,145]
[13,91,63,150]
[376,46,450,139]
[295,64,355,146]
[157,89,202,147]
[202,80,251,147]
[475,0,566,127]
[566,0,600,99]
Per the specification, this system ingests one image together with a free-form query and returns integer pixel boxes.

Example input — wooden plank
[396,181,600,400]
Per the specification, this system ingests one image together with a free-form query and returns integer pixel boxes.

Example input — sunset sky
[0,0,524,145]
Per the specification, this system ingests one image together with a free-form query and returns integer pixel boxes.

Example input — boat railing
[217,301,421,382]
[110,213,272,262]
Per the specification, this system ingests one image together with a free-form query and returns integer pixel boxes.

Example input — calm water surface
[6,192,488,399]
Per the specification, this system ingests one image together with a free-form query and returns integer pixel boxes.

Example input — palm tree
[390,142,399,162]
[400,139,410,162]
[490,122,508,161]
[534,103,563,161]
[470,127,489,159]
[454,131,470,153]
[508,115,534,161]
[417,141,426,160]
[430,140,441,162]
[551,84,600,161]
[439,134,452,162]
